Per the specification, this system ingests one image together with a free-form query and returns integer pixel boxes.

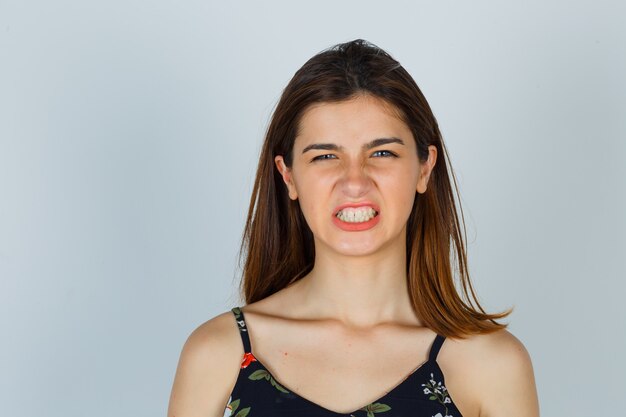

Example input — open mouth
[335,206,379,223]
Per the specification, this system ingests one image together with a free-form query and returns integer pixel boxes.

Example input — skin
[167,94,540,417]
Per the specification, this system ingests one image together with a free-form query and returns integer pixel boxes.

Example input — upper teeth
[336,207,377,223]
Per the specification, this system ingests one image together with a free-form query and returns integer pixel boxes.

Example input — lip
[332,201,380,216]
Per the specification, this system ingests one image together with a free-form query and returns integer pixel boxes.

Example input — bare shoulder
[167,310,243,417]
[447,329,533,365]
[441,329,539,417]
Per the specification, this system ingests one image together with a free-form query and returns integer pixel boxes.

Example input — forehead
[295,95,412,147]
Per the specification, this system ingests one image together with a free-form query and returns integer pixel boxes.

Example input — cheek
[379,171,419,214]
[292,176,329,225]
[389,184,418,213]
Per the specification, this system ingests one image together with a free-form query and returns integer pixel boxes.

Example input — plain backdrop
[1,1,625,416]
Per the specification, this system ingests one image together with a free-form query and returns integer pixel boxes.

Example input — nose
[338,159,373,198]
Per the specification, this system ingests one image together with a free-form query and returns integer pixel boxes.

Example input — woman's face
[274,94,437,257]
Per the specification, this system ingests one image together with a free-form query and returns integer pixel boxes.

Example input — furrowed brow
[363,137,405,150]
[301,137,405,154]
[301,143,341,153]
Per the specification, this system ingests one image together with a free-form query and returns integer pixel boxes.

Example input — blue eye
[372,150,397,158]
[310,150,397,163]
[311,154,337,162]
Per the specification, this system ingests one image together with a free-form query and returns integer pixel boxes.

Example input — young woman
[168,39,540,417]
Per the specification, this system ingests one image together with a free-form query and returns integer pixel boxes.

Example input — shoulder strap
[428,334,446,361]
[231,307,252,353]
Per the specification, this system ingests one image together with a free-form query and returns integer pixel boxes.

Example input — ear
[416,145,437,194]
[274,155,298,200]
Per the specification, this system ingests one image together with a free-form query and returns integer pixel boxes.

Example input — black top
[224,307,464,417]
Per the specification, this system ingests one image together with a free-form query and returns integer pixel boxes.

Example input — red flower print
[241,352,257,368]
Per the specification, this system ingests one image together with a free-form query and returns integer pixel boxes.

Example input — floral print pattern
[241,352,257,368]
[232,307,247,333]
[354,402,392,417]
[421,373,453,417]
[248,369,290,393]
[225,398,250,417]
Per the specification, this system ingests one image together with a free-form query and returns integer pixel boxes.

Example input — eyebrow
[301,137,405,154]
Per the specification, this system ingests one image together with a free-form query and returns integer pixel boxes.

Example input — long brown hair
[237,39,511,338]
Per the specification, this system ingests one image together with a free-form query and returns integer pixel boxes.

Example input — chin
[317,237,384,257]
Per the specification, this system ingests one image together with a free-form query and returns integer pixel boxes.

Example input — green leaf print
[360,401,391,417]
[369,403,391,413]
[269,376,290,393]
[234,407,250,417]
[248,369,290,393]
[228,399,240,412]
[226,398,251,417]
[248,369,269,380]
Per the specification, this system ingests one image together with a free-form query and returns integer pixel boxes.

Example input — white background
[1,1,625,416]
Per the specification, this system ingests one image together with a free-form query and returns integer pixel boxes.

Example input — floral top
[224,307,464,417]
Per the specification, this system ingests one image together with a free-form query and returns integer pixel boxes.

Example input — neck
[293,238,419,328]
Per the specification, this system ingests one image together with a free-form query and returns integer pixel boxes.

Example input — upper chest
[251,312,433,376]
[239,314,451,414]
[232,311,481,417]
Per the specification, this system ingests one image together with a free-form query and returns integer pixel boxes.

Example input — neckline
[245,352,435,415]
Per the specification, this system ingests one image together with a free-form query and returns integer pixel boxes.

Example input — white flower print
[421,373,453,417]
[223,395,233,417]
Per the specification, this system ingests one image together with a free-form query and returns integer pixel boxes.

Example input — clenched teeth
[336,207,378,223]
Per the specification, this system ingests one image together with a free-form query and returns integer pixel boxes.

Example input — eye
[310,154,337,162]
[372,150,397,158]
